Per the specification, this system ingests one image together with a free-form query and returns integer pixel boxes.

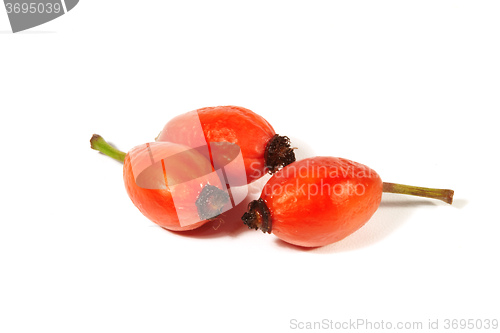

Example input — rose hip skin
[123,141,228,231]
[243,157,383,247]
[156,106,295,185]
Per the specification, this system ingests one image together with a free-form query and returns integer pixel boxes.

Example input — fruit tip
[446,189,454,205]
[264,134,296,174]
[241,199,272,233]
[90,134,102,150]
[195,184,230,221]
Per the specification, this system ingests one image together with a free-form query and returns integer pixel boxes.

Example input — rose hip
[91,135,229,231]
[242,156,454,247]
[156,105,296,185]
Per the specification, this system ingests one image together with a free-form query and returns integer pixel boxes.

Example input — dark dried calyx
[195,185,230,220]
[264,134,296,174]
[241,198,272,233]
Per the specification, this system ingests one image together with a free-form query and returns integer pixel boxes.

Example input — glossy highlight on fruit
[156,105,296,185]
[242,156,454,247]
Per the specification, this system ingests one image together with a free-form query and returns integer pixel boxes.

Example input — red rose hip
[156,106,296,185]
[91,135,229,231]
[242,156,454,247]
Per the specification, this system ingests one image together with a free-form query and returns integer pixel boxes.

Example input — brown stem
[383,182,454,204]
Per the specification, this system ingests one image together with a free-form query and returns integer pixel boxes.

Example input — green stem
[383,182,454,204]
[90,134,126,163]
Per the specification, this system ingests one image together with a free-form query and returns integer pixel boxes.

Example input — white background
[1,1,499,332]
